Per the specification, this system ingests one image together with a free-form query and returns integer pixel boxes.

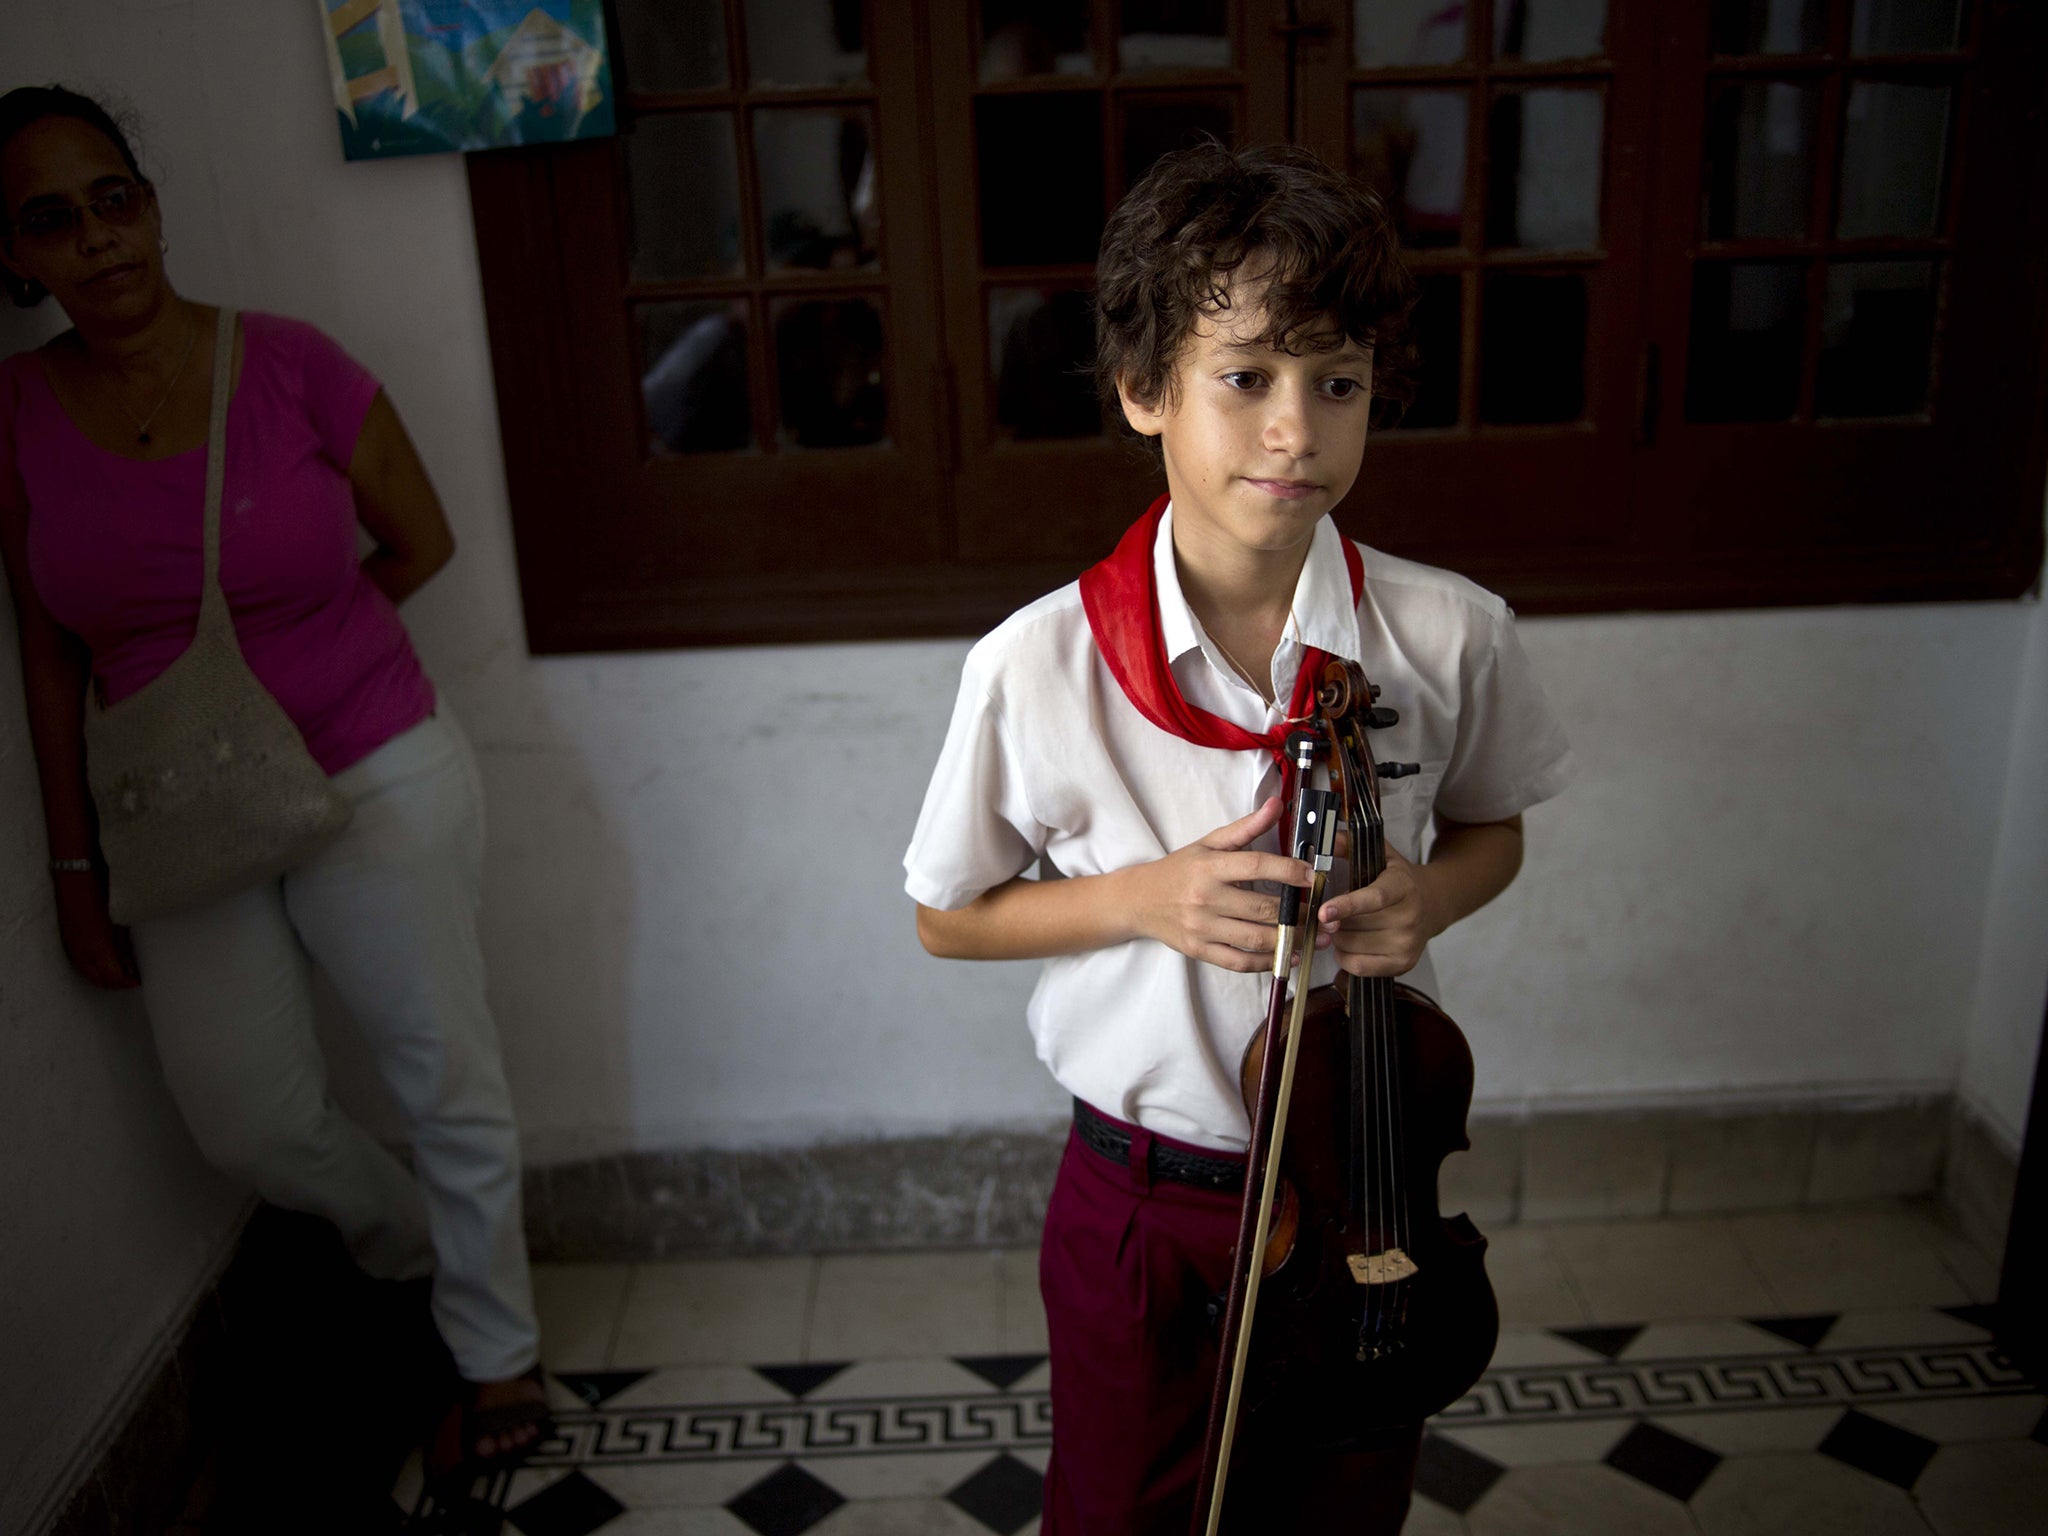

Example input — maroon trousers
[1039,1113,1422,1536]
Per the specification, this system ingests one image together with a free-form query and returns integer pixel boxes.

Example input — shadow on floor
[188,1205,456,1535]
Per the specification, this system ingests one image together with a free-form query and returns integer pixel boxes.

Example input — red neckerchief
[1079,494,1365,768]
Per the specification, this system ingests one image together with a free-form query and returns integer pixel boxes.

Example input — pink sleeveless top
[0,312,435,775]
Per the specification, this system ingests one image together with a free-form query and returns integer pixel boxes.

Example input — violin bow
[1196,728,1340,1536]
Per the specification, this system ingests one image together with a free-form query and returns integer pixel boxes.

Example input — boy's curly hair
[1094,140,1416,441]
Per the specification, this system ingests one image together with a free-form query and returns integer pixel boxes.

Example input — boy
[904,143,1572,1535]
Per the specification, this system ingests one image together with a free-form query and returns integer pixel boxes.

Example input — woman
[0,86,547,1468]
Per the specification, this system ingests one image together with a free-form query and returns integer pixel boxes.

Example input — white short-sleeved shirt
[904,506,1573,1150]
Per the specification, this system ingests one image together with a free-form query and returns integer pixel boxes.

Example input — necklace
[1205,608,1299,710]
[99,306,198,446]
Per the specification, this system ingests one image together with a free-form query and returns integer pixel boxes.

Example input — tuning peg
[1377,761,1421,780]
[1368,683,1383,701]
[1365,706,1399,730]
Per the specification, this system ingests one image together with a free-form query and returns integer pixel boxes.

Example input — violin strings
[1368,773,1400,1334]
[1348,716,1395,1356]
[1368,753,1400,1351]
[1374,817,1397,1351]
[1341,723,1380,1350]
[1359,713,1412,1354]
[1384,774,1417,1343]
[1335,729,1384,1351]
[1386,817,1412,1337]
[1334,700,1428,1360]
[1334,720,1374,1350]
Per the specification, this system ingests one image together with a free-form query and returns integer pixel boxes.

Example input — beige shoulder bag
[85,306,354,924]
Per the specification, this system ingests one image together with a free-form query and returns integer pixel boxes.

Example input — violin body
[1231,980,1498,1448]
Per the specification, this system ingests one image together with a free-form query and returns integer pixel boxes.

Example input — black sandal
[428,1367,553,1477]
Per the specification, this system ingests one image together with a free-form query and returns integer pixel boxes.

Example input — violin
[1193,659,1500,1534]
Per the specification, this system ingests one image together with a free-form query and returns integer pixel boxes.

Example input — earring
[159,238,169,254]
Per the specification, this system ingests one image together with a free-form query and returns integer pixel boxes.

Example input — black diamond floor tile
[727,1462,847,1536]
[414,1482,512,1536]
[1939,1303,2003,1334]
[505,1470,625,1536]
[754,1363,852,1399]
[1550,1324,1645,1360]
[955,1354,1048,1391]
[1604,1420,1721,1502]
[552,1371,648,1409]
[947,1452,1045,1535]
[1818,1408,1939,1491]
[1412,1431,1505,1515]
[1745,1313,1839,1350]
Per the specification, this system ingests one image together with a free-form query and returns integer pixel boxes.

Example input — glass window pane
[754,108,880,272]
[1123,96,1233,191]
[1852,0,1965,54]
[613,0,728,90]
[983,0,1095,80]
[1486,88,1604,250]
[1353,89,1468,250]
[638,301,752,455]
[1702,81,1820,240]
[773,296,887,448]
[1390,272,1462,429]
[1685,260,1806,422]
[990,288,1103,439]
[1493,0,1607,62]
[1837,81,1951,238]
[1119,0,1231,71]
[1817,259,1937,416]
[741,0,867,87]
[1480,272,1586,424]
[627,113,745,281]
[1710,0,1826,54]
[977,94,1105,266]
[1354,0,1469,67]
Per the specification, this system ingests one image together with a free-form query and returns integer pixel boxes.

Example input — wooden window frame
[470,0,2048,655]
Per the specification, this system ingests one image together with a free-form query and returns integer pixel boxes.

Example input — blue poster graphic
[320,0,617,160]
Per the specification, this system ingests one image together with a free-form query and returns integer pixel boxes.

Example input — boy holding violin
[904,142,1572,1535]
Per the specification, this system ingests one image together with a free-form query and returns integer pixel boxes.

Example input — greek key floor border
[533,1392,1055,1465]
[519,1310,2032,1470]
[400,1309,2045,1536]
[1442,1338,2030,1425]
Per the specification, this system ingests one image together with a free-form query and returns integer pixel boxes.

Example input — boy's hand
[1129,797,1312,973]
[1314,845,1436,978]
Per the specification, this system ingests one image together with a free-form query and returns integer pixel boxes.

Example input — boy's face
[1117,278,1373,568]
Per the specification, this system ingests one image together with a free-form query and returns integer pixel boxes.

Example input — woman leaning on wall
[0,85,550,1483]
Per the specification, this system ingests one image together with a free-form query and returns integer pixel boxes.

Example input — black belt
[1072,1099,1245,1192]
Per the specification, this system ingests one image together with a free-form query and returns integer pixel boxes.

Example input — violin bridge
[1347,1249,1418,1286]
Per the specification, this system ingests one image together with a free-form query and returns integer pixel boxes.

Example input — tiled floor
[400,1199,2047,1535]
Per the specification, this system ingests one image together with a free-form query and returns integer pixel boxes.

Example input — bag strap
[196,306,237,632]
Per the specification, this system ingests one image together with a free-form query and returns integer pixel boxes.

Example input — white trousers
[132,711,540,1382]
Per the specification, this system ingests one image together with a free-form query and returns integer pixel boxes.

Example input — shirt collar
[1152,502,1363,668]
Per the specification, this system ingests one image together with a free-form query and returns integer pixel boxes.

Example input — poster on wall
[318,0,617,160]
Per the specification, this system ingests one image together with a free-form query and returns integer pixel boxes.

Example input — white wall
[1445,600,2033,1114]
[0,22,250,1534]
[4,0,2045,1516]
[0,466,245,1526]
[1961,587,2048,1151]
[0,733,245,1536]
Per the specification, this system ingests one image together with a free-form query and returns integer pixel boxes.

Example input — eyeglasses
[11,180,154,242]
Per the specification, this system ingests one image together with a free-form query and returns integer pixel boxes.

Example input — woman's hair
[0,85,147,307]
[1095,140,1416,441]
